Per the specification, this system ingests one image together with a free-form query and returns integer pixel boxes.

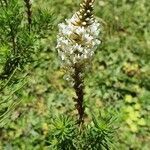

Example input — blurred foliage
[0,0,54,129]
[0,0,150,149]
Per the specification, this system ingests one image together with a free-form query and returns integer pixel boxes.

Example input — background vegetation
[0,0,149,149]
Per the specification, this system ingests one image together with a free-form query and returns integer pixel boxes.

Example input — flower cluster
[57,0,101,68]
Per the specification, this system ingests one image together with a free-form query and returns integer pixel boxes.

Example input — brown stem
[24,0,32,32]
[9,25,16,55]
[72,64,85,125]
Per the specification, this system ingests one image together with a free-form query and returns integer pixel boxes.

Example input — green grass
[0,0,149,149]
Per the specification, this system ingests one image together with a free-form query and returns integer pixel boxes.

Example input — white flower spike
[57,0,101,125]
[57,0,101,67]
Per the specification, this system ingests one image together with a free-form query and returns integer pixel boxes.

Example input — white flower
[56,0,101,67]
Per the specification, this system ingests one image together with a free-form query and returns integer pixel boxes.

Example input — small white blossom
[57,0,101,68]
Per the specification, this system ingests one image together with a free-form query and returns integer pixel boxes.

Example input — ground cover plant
[0,0,149,149]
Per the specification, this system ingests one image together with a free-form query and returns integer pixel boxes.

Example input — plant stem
[73,64,85,125]
[24,0,32,32]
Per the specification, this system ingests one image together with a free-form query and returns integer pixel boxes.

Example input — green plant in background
[0,0,33,79]
[123,94,146,133]
[0,0,54,79]
[0,0,54,126]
